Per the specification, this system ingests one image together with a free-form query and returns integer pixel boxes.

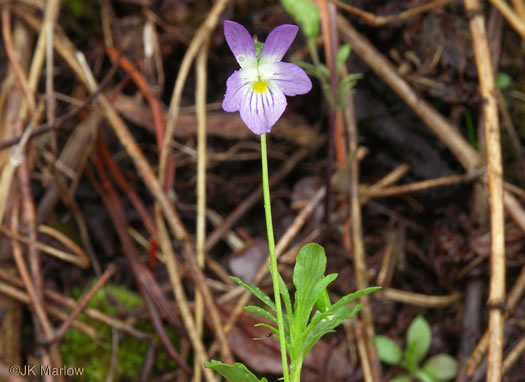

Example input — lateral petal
[224,20,257,68]
[259,24,299,65]
[222,69,254,112]
[260,62,312,96]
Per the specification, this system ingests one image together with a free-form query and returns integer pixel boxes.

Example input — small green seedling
[375,315,458,382]
[207,244,380,382]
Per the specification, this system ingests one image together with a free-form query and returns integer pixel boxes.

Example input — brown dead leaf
[228,239,268,283]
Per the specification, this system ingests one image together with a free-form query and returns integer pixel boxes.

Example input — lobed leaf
[266,264,293,329]
[244,306,277,325]
[254,323,280,339]
[292,243,327,334]
[301,273,338,326]
[231,276,276,312]
[301,305,358,357]
[330,286,382,312]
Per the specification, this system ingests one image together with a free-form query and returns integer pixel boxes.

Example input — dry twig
[330,0,456,26]
[47,265,116,344]
[465,1,505,380]
[488,0,525,39]
[341,68,381,380]
[378,288,462,308]
[10,203,64,380]
[0,268,149,339]
[160,0,229,186]
[466,264,525,375]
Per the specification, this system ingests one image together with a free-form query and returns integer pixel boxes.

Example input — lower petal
[240,86,286,135]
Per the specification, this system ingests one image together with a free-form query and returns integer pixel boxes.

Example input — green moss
[60,284,178,381]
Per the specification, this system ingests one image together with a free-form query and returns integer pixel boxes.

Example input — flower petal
[224,20,257,68]
[259,24,298,65]
[240,85,287,135]
[259,62,312,96]
[222,69,257,112]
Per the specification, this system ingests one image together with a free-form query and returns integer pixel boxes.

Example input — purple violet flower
[222,20,312,135]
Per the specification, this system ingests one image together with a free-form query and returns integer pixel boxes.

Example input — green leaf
[281,0,320,38]
[293,243,326,292]
[305,273,337,318]
[330,286,382,312]
[254,323,280,338]
[290,273,338,347]
[412,369,437,382]
[230,276,276,312]
[295,62,335,108]
[204,360,268,382]
[317,64,330,78]
[297,286,379,355]
[423,354,458,381]
[336,73,362,107]
[375,336,402,365]
[321,81,336,108]
[336,44,351,74]
[315,287,332,312]
[292,243,327,331]
[390,375,412,382]
[402,340,419,373]
[406,316,432,363]
[244,306,277,324]
[306,302,361,337]
[301,304,362,357]
[266,265,293,328]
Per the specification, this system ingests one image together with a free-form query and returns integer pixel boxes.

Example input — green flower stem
[260,134,290,382]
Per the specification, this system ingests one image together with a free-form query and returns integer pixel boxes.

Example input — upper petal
[222,68,257,112]
[240,85,287,135]
[224,20,257,68]
[259,62,312,96]
[259,24,299,65]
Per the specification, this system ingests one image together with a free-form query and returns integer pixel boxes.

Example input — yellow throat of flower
[252,81,268,93]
